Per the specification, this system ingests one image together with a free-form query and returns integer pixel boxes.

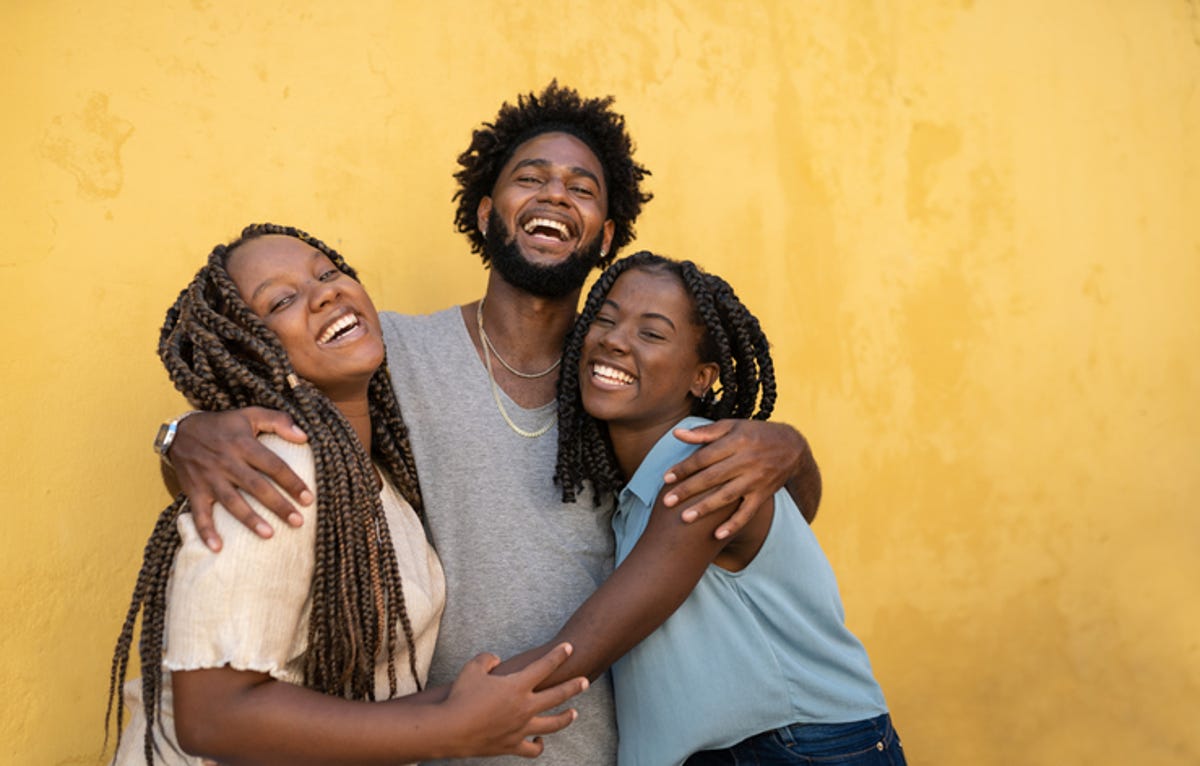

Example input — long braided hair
[105,224,425,764]
[555,251,777,504]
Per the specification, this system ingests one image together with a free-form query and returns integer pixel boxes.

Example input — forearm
[494,498,729,688]
[173,672,465,765]
[493,599,625,688]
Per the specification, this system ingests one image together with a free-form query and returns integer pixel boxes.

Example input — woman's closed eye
[268,293,296,313]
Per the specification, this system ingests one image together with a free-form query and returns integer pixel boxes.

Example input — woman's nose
[597,325,630,353]
[309,279,340,309]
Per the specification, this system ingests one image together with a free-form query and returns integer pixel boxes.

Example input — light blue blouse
[610,417,888,766]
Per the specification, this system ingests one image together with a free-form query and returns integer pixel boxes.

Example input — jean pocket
[779,715,901,764]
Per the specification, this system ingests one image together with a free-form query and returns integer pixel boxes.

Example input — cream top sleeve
[162,434,317,683]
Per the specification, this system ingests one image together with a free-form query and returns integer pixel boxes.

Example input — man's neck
[478,271,582,358]
[460,272,583,410]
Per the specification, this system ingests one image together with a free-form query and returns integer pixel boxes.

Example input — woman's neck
[331,395,373,455]
[607,419,681,482]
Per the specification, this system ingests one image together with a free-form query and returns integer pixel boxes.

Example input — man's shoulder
[379,305,459,322]
[379,306,460,340]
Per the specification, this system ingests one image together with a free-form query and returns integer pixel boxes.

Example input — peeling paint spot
[906,122,962,223]
[40,93,134,200]
[1082,264,1110,306]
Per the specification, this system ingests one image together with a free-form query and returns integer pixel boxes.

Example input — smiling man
[164,83,821,764]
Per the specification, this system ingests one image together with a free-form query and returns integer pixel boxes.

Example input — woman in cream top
[107,225,585,764]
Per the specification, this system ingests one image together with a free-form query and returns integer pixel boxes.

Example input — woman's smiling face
[226,235,384,402]
[579,267,718,436]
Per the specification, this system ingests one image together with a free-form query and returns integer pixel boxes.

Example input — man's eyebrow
[511,157,602,186]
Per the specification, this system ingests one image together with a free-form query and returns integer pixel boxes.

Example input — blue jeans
[683,713,905,765]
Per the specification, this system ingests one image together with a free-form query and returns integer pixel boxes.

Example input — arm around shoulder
[166,407,313,551]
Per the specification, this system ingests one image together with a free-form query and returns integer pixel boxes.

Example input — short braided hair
[555,251,776,503]
[453,81,652,268]
[105,224,425,763]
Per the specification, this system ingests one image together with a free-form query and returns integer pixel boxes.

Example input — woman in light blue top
[503,251,905,765]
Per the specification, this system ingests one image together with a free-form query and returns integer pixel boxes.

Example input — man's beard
[483,211,605,299]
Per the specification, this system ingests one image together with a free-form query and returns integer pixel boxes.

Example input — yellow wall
[2,2,1197,763]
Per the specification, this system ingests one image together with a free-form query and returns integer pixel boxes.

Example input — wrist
[153,410,203,467]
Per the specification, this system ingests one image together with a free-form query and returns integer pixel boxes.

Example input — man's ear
[690,362,719,399]
[477,197,493,236]
[601,219,615,255]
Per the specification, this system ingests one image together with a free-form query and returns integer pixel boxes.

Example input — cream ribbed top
[114,435,444,764]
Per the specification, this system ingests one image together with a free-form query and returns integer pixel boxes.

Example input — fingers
[468,652,503,675]
[171,409,311,539]
[245,448,313,518]
[209,481,275,539]
[684,481,746,526]
[523,708,579,738]
[244,406,308,444]
[662,426,739,510]
[531,676,589,715]
[194,444,298,536]
[520,643,588,714]
[714,496,763,540]
[511,736,545,759]
[186,491,222,552]
[669,420,733,446]
[445,648,583,759]
[517,642,574,687]
[664,455,741,520]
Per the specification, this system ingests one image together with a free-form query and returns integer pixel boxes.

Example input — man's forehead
[505,129,604,177]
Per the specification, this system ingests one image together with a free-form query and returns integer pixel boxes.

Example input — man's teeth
[319,314,359,344]
[593,364,634,385]
[523,217,570,239]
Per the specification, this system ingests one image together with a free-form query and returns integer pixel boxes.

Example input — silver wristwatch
[153,411,202,465]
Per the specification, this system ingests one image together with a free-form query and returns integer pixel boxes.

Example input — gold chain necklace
[476,299,557,438]
[476,297,563,379]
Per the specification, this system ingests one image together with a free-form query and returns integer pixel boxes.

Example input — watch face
[154,422,173,453]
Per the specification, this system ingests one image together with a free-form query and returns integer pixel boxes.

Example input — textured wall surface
[2,2,1198,764]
